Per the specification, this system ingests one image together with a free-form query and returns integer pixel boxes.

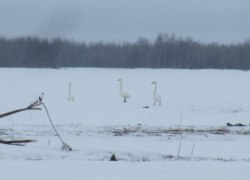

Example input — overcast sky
[0,0,250,44]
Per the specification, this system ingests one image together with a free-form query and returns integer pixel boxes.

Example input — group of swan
[67,80,162,106]
[117,78,162,105]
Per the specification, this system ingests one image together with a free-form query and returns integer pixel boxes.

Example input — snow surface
[1,68,250,180]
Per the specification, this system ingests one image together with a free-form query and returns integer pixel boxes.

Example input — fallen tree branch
[0,139,37,145]
[0,93,43,146]
[0,94,43,119]
[0,93,72,150]
[0,107,41,119]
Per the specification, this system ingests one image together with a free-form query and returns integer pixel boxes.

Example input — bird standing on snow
[117,78,131,102]
[151,81,161,106]
[67,82,75,102]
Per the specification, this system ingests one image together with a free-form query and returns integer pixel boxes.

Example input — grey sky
[0,0,250,44]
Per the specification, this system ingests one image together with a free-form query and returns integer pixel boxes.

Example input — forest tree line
[0,34,250,69]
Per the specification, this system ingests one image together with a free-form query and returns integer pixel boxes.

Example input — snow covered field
[1,68,250,180]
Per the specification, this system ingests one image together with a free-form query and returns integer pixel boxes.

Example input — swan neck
[119,81,123,92]
[68,83,72,94]
[153,84,157,95]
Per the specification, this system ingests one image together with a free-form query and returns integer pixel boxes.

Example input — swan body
[151,81,161,106]
[117,78,131,102]
[67,82,75,102]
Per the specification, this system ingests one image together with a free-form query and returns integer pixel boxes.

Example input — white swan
[67,82,75,102]
[117,78,131,102]
[151,81,161,106]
